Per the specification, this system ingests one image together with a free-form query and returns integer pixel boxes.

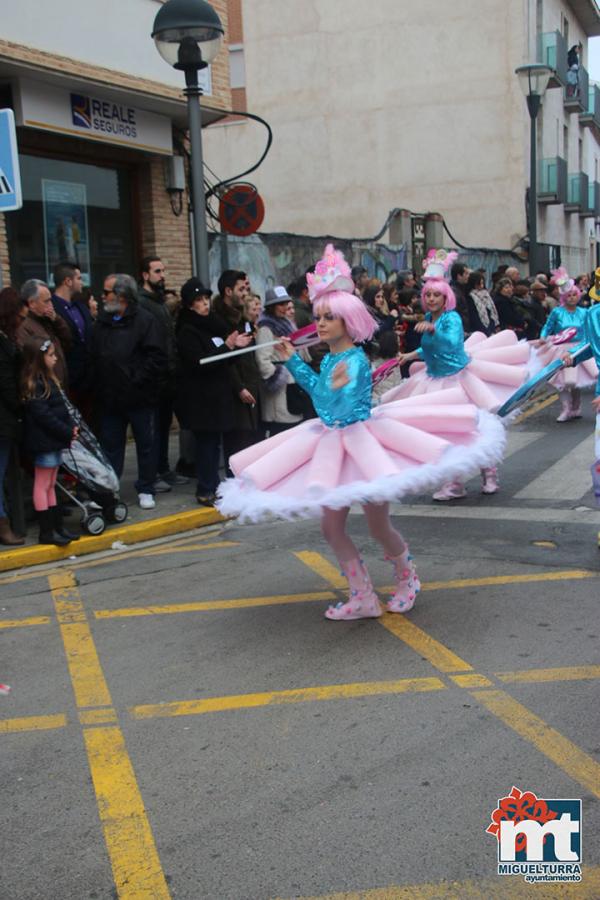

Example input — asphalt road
[1,396,599,900]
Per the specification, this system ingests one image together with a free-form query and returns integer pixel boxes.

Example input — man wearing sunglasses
[91,273,167,510]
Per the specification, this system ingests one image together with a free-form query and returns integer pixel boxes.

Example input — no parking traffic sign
[0,109,22,212]
[219,183,265,236]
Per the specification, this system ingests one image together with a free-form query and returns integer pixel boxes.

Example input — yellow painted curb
[0,508,225,572]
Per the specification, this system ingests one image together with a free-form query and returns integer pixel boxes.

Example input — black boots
[52,505,80,541]
[36,506,80,546]
[38,508,70,546]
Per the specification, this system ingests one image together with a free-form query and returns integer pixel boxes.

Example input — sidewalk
[0,435,224,572]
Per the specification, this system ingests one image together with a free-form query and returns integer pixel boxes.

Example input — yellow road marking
[513,392,558,424]
[279,866,600,899]
[50,539,237,575]
[0,615,51,630]
[449,673,493,688]
[295,551,347,588]
[84,727,170,899]
[59,622,114,708]
[0,714,67,734]
[497,665,600,684]
[380,614,473,673]
[0,530,231,586]
[472,689,600,799]
[94,591,336,619]
[79,708,118,726]
[131,677,446,720]
[292,551,597,597]
[93,569,598,621]
[49,572,112,709]
[369,576,600,801]
[419,569,598,592]
[132,540,238,557]
[48,571,170,899]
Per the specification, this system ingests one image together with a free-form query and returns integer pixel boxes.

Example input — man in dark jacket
[288,275,312,328]
[212,274,261,469]
[51,262,94,419]
[17,279,71,387]
[138,255,187,491]
[450,262,471,333]
[91,273,167,510]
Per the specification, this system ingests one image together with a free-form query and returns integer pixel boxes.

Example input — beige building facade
[0,0,232,292]
[204,0,600,274]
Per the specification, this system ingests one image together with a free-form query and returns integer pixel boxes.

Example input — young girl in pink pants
[218,246,505,620]
[22,340,79,546]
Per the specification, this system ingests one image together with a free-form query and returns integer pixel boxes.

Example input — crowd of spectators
[0,254,596,545]
[351,259,597,367]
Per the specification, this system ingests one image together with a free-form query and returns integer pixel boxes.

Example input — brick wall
[228,0,244,43]
[138,153,193,292]
[225,0,247,113]
[210,0,232,111]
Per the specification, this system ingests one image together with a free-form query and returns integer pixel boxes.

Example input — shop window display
[7,155,136,289]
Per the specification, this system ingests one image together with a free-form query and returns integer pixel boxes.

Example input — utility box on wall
[389,209,411,248]
[425,213,444,252]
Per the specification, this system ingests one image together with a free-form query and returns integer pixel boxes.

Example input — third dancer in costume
[533,268,598,422]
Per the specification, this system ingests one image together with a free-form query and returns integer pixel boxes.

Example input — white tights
[320,502,406,565]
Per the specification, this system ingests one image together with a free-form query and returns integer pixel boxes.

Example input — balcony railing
[587,181,600,217]
[538,30,568,87]
[538,157,567,204]
[580,84,600,134]
[564,63,589,111]
[565,172,590,213]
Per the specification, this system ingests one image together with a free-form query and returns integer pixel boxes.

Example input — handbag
[286,382,314,417]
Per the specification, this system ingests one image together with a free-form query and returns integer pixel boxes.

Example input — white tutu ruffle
[217,388,506,522]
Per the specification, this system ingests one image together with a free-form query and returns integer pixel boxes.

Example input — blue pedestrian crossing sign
[0,109,22,212]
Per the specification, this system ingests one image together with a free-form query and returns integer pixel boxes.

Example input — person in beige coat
[255,286,303,436]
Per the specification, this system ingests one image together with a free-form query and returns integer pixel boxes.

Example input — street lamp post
[152,0,224,284]
[515,64,553,276]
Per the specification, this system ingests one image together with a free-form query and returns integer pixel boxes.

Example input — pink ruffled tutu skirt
[380,330,530,413]
[217,387,506,521]
[530,340,598,390]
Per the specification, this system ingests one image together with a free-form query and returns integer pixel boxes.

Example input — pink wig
[420,278,457,312]
[559,284,581,305]
[313,290,377,342]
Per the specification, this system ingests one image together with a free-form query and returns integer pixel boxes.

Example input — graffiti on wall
[208,232,407,298]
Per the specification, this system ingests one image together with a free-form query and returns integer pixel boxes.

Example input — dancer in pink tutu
[380,250,530,500]
[533,267,598,422]
[218,245,505,621]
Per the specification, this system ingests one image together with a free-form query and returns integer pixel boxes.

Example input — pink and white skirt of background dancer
[531,340,599,390]
[380,331,530,413]
[217,387,506,521]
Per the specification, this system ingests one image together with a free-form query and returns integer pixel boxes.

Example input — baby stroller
[57,398,128,535]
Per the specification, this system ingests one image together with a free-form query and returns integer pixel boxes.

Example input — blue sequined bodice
[572,304,600,395]
[285,346,372,427]
[416,311,470,377]
[541,305,588,340]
